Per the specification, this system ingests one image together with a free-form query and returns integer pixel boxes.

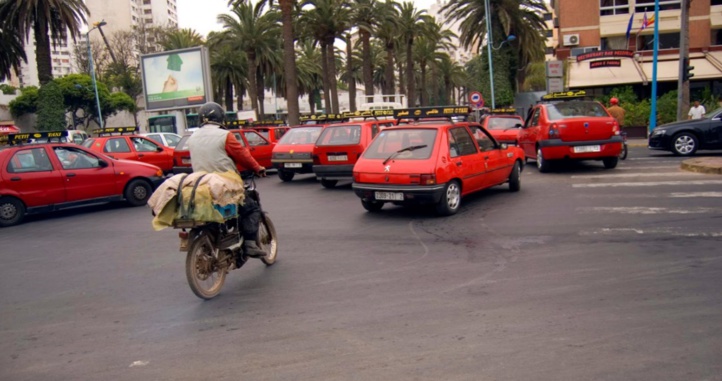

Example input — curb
[627,142,647,148]
[681,158,722,175]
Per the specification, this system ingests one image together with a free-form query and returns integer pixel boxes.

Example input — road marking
[628,157,681,161]
[579,227,722,237]
[577,206,722,214]
[571,172,696,179]
[616,165,678,170]
[130,361,149,367]
[573,180,722,188]
[669,192,722,198]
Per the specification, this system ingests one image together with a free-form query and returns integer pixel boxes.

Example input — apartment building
[544,4,558,61]
[84,0,178,35]
[429,0,475,65]
[12,34,76,88]
[551,0,722,95]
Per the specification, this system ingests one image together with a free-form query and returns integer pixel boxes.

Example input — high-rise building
[13,33,76,87]
[428,0,475,65]
[84,0,178,35]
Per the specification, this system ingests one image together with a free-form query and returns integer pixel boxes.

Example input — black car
[649,107,722,156]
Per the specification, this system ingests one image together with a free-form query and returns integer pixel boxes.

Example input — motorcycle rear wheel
[186,232,227,300]
[259,213,279,266]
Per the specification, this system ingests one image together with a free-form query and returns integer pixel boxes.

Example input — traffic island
[681,157,722,175]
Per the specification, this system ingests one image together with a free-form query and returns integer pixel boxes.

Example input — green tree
[158,28,205,50]
[9,86,39,118]
[397,2,433,107]
[413,18,455,106]
[36,82,66,131]
[207,32,248,112]
[295,39,324,114]
[0,0,89,85]
[0,26,26,81]
[374,0,400,101]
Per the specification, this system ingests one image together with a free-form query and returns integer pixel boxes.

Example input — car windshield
[486,117,522,130]
[546,101,609,120]
[364,129,437,160]
[704,107,722,119]
[176,135,191,151]
[81,138,95,148]
[316,125,361,146]
[277,127,322,145]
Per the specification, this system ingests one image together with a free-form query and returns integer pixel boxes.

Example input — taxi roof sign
[0,130,69,145]
[299,113,349,123]
[93,126,138,136]
[393,106,471,119]
[251,120,285,127]
[341,109,396,119]
[541,90,587,101]
[227,120,249,127]
[489,108,518,114]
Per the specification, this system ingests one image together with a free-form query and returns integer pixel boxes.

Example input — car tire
[278,170,295,182]
[671,132,698,156]
[508,161,521,192]
[125,179,152,206]
[619,143,628,160]
[361,200,384,212]
[320,179,338,189]
[0,197,26,227]
[603,157,619,169]
[536,148,552,173]
[435,180,461,216]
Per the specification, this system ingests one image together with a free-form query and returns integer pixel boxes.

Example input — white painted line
[571,172,695,179]
[616,165,679,170]
[573,180,722,188]
[628,157,681,161]
[669,192,722,198]
[577,206,722,214]
[579,227,722,237]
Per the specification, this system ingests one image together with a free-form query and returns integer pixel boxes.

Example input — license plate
[181,158,192,164]
[284,162,302,168]
[574,145,601,153]
[375,191,403,201]
[328,155,348,161]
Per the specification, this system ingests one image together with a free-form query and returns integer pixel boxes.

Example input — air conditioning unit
[563,34,580,46]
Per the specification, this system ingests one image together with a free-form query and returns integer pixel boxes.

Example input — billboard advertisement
[140,46,212,111]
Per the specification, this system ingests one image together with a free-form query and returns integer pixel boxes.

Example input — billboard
[140,46,212,112]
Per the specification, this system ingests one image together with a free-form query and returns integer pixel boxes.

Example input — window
[317,125,361,146]
[543,12,553,21]
[468,126,496,152]
[545,46,554,55]
[713,0,722,5]
[546,101,609,120]
[570,46,599,57]
[277,127,322,145]
[53,147,102,169]
[104,138,131,153]
[145,134,162,144]
[712,29,722,46]
[82,138,95,148]
[530,108,541,127]
[545,29,554,38]
[243,131,270,146]
[600,0,629,15]
[487,117,522,130]
[165,134,181,148]
[144,9,151,14]
[601,36,628,50]
[638,32,680,50]
[450,128,478,156]
[635,0,680,12]
[274,128,287,140]
[363,129,436,160]
[232,132,247,146]
[7,148,53,173]
[143,0,151,4]
[131,137,160,152]
[371,124,380,138]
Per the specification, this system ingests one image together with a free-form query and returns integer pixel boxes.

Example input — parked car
[0,132,164,227]
[172,129,273,174]
[352,107,525,216]
[518,93,623,172]
[648,107,722,156]
[481,110,525,145]
[83,127,174,173]
[141,132,182,148]
[249,124,289,145]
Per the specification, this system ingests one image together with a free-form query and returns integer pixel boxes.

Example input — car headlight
[652,129,666,136]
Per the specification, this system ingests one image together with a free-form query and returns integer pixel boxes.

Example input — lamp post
[484,0,516,110]
[86,20,107,129]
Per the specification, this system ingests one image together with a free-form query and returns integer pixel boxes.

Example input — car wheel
[361,200,384,212]
[320,179,338,189]
[435,180,461,216]
[125,179,152,206]
[508,161,521,192]
[278,170,295,182]
[0,197,26,227]
[671,132,698,156]
[536,148,552,173]
[603,157,619,169]
[619,143,628,160]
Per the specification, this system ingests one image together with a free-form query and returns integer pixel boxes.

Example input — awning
[639,57,722,81]
[568,58,645,88]
[0,125,20,134]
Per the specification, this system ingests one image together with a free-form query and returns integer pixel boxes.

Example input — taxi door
[51,146,118,201]
[130,137,171,171]
[2,147,66,207]
[518,107,542,158]
[102,137,138,161]
[469,125,509,186]
[242,131,273,167]
[448,127,485,194]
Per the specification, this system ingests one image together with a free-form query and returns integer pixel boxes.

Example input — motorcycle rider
[187,102,268,259]
[607,97,625,126]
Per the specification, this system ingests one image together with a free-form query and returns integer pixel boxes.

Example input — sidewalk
[681,157,722,175]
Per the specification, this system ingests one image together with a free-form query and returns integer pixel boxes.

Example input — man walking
[607,97,625,126]
[688,100,706,120]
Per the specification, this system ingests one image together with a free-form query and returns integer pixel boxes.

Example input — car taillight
[612,122,620,135]
[312,154,320,165]
[410,174,436,185]
[549,123,559,137]
[353,172,360,182]
[156,169,163,177]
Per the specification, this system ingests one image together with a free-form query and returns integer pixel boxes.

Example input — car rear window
[316,125,361,146]
[176,135,191,151]
[486,117,522,129]
[364,129,436,160]
[277,127,322,145]
[82,138,95,148]
[546,101,609,120]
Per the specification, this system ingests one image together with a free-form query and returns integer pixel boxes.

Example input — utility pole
[676,0,691,121]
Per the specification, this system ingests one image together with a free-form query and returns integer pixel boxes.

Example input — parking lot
[1,147,721,380]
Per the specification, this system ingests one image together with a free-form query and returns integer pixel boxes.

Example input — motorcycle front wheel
[186,231,227,300]
[619,143,628,160]
[259,213,279,266]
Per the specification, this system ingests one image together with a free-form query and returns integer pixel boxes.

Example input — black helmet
[199,102,226,126]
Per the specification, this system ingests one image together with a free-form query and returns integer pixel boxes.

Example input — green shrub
[36,82,66,132]
[656,90,678,125]
[0,84,17,95]
[8,86,39,117]
[624,98,650,128]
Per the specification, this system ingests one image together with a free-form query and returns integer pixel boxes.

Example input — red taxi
[352,107,525,216]
[312,111,397,188]
[271,114,348,182]
[0,131,164,227]
[518,91,623,173]
[172,129,273,174]
[83,127,175,173]
[249,121,289,145]
[482,109,525,145]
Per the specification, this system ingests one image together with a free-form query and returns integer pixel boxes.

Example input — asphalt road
[2,147,722,381]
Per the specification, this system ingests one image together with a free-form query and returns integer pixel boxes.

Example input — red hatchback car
[249,121,289,145]
[0,131,164,227]
[482,109,525,145]
[518,92,624,172]
[83,127,175,173]
[352,107,525,216]
[172,129,273,174]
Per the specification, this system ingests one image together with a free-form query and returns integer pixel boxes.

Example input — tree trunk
[444,77,451,105]
[361,29,373,99]
[236,82,244,110]
[327,41,340,114]
[280,0,300,125]
[310,89,317,114]
[246,51,259,120]
[225,78,234,111]
[406,40,415,107]
[397,55,405,97]
[420,62,427,106]
[257,70,266,118]
[385,44,395,102]
[320,42,332,113]
[34,19,53,85]
[346,34,357,112]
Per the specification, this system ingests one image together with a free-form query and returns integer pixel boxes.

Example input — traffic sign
[469,91,484,107]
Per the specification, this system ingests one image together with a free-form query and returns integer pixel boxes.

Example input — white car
[141,132,182,148]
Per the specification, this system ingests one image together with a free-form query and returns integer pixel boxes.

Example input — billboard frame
[140,46,213,112]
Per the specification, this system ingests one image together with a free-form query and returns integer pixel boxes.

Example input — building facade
[84,0,178,35]
[11,33,76,88]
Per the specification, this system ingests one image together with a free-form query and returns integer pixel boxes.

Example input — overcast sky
[177,0,440,38]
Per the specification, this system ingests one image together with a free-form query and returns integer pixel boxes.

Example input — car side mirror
[156,146,164,152]
[99,159,109,168]
[500,143,508,150]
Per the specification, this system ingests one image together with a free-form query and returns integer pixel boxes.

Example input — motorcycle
[174,172,278,300]
[619,131,628,160]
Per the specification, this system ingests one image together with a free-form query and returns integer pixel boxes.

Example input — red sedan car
[83,127,174,173]
[352,107,525,216]
[172,129,273,174]
[482,109,525,145]
[0,131,164,227]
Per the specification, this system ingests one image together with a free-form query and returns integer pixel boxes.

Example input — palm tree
[295,39,324,114]
[0,26,26,82]
[374,0,400,101]
[207,32,247,111]
[158,28,205,51]
[436,54,467,105]
[413,19,455,106]
[350,0,390,101]
[218,1,280,118]
[342,33,361,111]
[0,0,88,85]
[397,2,432,107]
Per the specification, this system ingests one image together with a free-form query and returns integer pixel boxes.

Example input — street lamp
[86,20,107,129]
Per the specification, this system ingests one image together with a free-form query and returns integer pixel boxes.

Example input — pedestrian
[688,100,706,120]
[607,97,626,126]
